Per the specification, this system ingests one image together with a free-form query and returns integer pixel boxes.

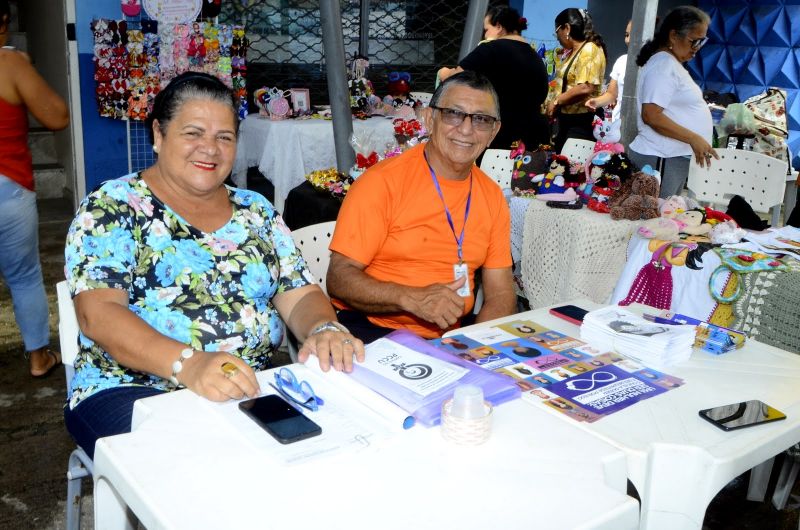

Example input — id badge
[453,263,470,297]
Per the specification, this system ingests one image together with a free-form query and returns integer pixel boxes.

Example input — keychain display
[254,87,292,120]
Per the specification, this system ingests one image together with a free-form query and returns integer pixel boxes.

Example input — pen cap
[450,384,487,419]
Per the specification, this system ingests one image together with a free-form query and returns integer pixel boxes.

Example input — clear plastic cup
[450,384,487,419]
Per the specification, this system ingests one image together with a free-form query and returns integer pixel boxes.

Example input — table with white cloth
[92,365,640,530]
[510,197,638,309]
[446,299,800,530]
[232,114,397,212]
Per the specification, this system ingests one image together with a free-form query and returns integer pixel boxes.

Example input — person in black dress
[438,6,549,150]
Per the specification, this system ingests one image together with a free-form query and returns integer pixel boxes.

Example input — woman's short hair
[430,70,500,118]
[486,5,527,34]
[555,8,607,59]
[636,6,710,66]
[146,72,237,144]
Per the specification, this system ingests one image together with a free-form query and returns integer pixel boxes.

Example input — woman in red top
[0,0,69,376]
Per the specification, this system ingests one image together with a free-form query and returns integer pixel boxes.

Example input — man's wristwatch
[309,321,350,336]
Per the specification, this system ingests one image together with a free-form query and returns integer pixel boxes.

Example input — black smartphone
[699,400,787,432]
[549,304,589,325]
[239,394,322,444]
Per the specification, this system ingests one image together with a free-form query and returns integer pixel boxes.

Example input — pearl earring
[153,145,159,153]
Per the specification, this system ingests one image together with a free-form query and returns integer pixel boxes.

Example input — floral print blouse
[64,173,313,409]
[546,41,606,115]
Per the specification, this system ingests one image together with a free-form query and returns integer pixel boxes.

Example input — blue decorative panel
[697,0,800,168]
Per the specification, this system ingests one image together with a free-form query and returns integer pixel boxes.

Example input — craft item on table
[586,152,634,213]
[726,194,770,231]
[533,155,578,202]
[703,206,734,225]
[121,0,141,17]
[289,88,312,116]
[509,142,555,196]
[393,118,425,147]
[348,55,373,112]
[253,87,292,119]
[675,209,712,236]
[637,217,681,241]
[305,168,354,201]
[710,220,745,245]
[609,167,660,221]
[591,115,623,152]
[709,249,789,304]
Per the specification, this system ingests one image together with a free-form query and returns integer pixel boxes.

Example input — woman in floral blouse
[63,72,364,458]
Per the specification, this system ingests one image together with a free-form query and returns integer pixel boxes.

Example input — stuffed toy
[534,155,578,201]
[704,206,734,225]
[510,142,555,196]
[609,169,660,220]
[710,220,747,244]
[592,116,624,153]
[637,217,681,241]
[587,152,635,213]
[658,195,688,218]
[675,209,713,236]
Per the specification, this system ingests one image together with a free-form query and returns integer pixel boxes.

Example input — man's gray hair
[429,70,500,118]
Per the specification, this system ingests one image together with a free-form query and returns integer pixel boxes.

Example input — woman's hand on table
[298,331,365,373]
[689,134,719,168]
[180,351,261,402]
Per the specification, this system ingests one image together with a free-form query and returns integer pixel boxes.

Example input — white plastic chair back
[687,150,788,223]
[57,280,94,530]
[479,148,513,189]
[290,221,336,296]
[409,91,433,106]
[57,281,80,395]
[560,138,597,165]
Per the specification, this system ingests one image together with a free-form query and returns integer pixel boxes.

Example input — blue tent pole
[459,0,489,61]
[320,0,356,173]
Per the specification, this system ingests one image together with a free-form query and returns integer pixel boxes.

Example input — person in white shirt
[627,6,718,198]
[585,19,632,127]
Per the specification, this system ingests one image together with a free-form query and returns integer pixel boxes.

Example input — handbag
[709,248,788,303]
[741,88,789,162]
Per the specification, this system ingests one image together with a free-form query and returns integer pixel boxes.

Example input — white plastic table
[232,114,396,212]
[92,368,639,530]
[445,300,800,530]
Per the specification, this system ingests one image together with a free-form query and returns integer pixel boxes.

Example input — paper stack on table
[580,306,696,367]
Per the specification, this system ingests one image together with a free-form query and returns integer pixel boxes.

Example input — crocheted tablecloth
[520,199,638,309]
[733,257,800,354]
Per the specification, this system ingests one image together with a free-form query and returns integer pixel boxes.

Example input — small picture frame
[290,88,311,113]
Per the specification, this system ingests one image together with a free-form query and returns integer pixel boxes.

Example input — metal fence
[219,0,470,109]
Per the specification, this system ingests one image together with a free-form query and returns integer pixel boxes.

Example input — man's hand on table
[401,277,466,329]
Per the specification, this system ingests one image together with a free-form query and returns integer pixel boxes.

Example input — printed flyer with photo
[434,320,685,422]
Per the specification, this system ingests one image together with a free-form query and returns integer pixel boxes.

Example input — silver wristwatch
[309,321,350,336]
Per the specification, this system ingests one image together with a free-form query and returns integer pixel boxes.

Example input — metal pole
[458,0,489,61]
[359,0,369,58]
[620,0,659,148]
[320,0,355,173]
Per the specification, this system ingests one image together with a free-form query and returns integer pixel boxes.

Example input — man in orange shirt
[327,71,517,342]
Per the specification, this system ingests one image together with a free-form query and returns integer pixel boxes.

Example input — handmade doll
[509,142,554,196]
[534,154,578,201]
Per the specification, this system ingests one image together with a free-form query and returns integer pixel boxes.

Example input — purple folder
[347,330,521,427]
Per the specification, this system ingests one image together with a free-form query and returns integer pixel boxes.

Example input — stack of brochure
[580,306,696,367]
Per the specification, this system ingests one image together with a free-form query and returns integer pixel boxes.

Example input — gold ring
[704,152,712,158]
[221,362,239,378]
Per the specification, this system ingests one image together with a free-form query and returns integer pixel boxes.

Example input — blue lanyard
[423,151,472,263]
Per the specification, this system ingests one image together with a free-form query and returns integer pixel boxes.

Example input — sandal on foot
[29,349,62,378]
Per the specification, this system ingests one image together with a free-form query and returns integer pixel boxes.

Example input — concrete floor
[0,197,797,529]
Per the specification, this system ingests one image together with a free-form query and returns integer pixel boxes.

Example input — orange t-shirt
[330,143,512,338]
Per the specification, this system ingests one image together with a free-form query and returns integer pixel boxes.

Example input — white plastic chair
[560,138,596,165]
[479,148,513,189]
[409,91,433,106]
[57,280,93,530]
[290,221,336,297]
[687,149,788,226]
